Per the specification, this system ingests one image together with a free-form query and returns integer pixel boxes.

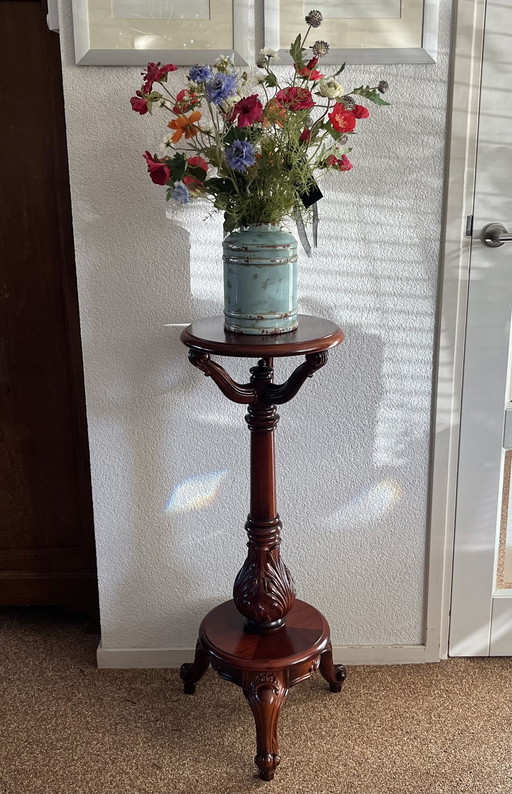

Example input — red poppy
[187,155,208,174]
[353,104,370,119]
[229,95,264,127]
[130,91,148,115]
[143,151,171,185]
[295,57,324,81]
[172,89,200,115]
[328,104,357,133]
[142,62,178,93]
[299,128,312,143]
[275,87,315,111]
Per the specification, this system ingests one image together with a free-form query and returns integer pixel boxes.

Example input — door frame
[425,0,487,660]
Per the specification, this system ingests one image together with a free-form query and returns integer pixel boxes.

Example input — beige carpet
[1,608,512,794]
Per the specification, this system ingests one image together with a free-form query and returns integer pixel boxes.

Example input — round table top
[180,315,344,357]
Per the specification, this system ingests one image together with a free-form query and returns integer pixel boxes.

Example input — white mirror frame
[72,0,250,65]
[264,0,439,64]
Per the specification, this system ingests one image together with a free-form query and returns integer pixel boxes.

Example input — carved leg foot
[180,639,211,695]
[243,672,288,781]
[319,642,346,693]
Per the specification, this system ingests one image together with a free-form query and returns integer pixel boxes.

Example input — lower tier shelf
[180,599,346,780]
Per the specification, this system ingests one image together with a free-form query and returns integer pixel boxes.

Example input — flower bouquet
[131,11,389,333]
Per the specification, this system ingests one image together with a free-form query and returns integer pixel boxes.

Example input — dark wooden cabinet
[0,0,98,612]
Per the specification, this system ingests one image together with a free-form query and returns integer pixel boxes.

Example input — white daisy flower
[259,47,280,60]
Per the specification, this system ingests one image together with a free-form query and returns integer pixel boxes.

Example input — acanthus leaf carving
[233,551,296,625]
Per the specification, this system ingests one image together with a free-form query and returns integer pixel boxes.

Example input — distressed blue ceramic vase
[223,223,298,335]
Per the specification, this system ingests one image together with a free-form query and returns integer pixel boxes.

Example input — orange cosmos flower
[262,99,287,128]
[167,111,202,143]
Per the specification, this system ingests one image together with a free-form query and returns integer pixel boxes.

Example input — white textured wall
[58,0,453,651]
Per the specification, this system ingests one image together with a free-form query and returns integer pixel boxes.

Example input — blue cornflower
[187,64,212,83]
[172,181,191,203]
[204,73,237,105]
[225,140,256,173]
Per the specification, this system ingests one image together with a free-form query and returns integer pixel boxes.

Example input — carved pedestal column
[179,316,346,781]
[234,359,295,631]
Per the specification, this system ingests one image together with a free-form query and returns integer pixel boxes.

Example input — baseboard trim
[97,642,430,669]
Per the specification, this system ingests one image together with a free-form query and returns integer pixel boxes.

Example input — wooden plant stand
[179,315,346,781]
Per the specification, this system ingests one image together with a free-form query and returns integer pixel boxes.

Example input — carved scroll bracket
[188,349,329,408]
[188,350,256,405]
[264,351,329,405]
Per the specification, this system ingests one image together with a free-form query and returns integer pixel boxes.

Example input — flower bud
[312,40,329,57]
[305,9,323,27]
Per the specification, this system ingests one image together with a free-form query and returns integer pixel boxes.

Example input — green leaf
[223,126,238,145]
[187,164,207,180]
[223,210,237,230]
[168,152,187,181]
[265,72,278,88]
[204,177,233,195]
[331,62,346,77]
[352,85,390,106]
[322,123,345,141]
[204,146,220,167]
[289,34,306,69]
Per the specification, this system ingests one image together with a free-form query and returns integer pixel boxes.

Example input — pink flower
[130,91,148,115]
[353,104,370,119]
[143,151,170,185]
[142,62,178,93]
[275,87,315,111]
[294,57,324,81]
[328,103,356,133]
[325,154,353,171]
[229,95,264,127]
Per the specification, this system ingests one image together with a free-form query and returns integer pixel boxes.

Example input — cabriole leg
[243,672,288,781]
[318,641,346,693]
[180,639,211,695]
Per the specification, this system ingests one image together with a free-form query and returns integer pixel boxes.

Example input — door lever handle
[480,223,512,247]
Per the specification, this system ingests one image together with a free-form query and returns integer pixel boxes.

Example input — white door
[449,0,512,655]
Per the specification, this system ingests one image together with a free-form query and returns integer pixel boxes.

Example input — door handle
[480,223,512,247]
